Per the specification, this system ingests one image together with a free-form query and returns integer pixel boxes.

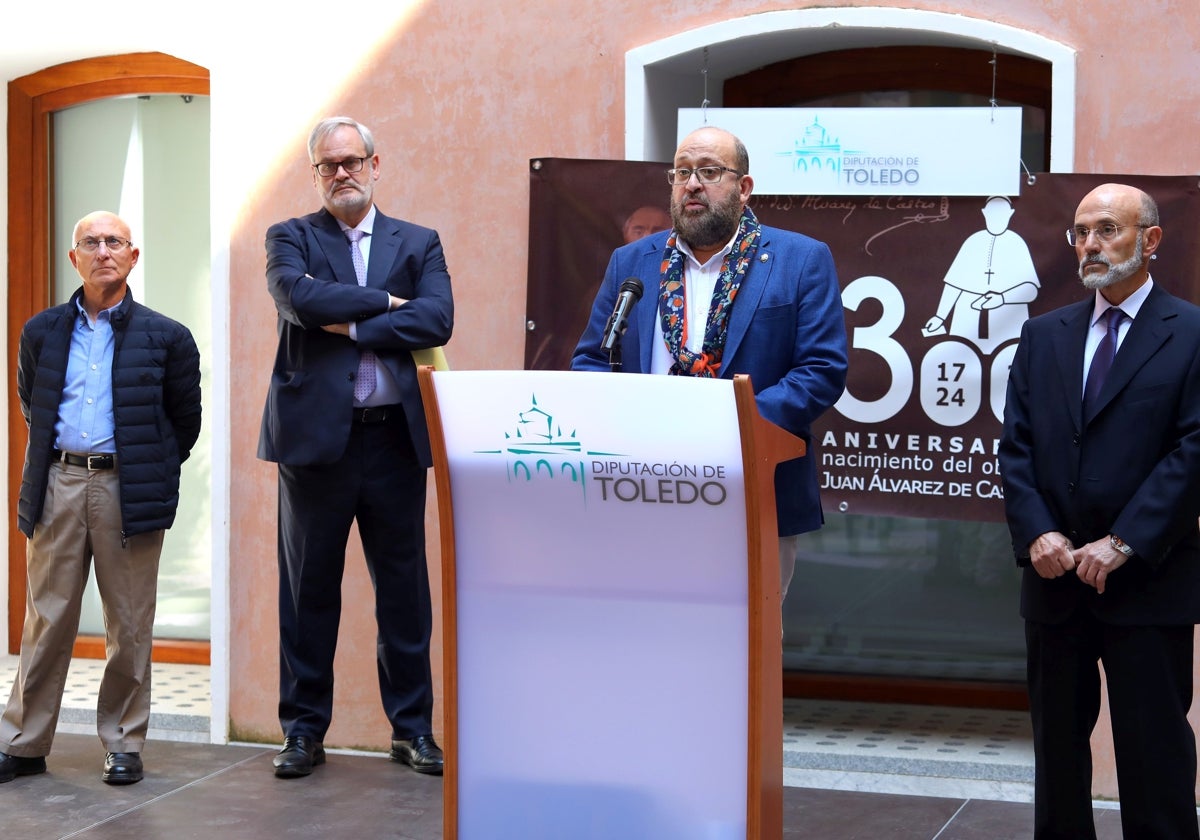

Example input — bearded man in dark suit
[259,116,453,779]
[1000,183,1200,839]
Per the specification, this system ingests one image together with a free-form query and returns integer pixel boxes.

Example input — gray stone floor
[1,733,1137,839]
[0,655,1163,838]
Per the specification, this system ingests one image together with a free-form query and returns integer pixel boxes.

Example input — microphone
[600,277,644,354]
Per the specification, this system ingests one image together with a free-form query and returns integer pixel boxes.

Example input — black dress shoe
[273,736,325,778]
[102,752,143,785]
[0,751,47,783]
[390,734,444,775]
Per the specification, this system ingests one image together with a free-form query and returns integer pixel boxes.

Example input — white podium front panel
[433,370,749,840]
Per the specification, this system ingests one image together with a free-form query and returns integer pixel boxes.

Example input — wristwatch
[1109,534,1135,558]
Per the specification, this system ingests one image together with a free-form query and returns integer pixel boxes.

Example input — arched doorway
[624,7,1074,171]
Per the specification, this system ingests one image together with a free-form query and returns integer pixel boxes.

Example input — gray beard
[1079,233,1144,289]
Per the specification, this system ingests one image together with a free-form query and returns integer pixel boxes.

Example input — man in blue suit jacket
[259,117,452,779]
[572,126,848,597]
[999,183,1200,839]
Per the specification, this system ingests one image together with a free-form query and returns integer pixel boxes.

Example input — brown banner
[526,161,1200,522]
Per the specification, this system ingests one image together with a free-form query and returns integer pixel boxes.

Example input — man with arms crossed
[260,117,453,778]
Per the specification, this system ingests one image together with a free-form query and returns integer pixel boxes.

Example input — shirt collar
[676,226,738,269]
[1091,275,1153,326]
[337,204,377,237]
[74,295,122,324]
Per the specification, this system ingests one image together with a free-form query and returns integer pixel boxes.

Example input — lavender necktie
[1083,307,1124,412]
[345,228,377,402]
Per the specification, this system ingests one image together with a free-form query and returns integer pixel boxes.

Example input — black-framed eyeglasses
[74,236,132,254]
[1066,223,1148,246]
[313,157,367,178]
[666,166,742,186]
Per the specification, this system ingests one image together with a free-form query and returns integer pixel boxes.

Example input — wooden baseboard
[784,670,1028,711]
[71,636,210,665]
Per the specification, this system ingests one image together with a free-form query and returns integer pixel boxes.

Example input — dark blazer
[571,225,848,536]
[258,207,453,468]
[999,282,1200,625]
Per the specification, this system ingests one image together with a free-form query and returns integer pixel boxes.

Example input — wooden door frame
[7,52,210,664]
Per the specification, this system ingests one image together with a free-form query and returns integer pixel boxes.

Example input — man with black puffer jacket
[0,210,202,787]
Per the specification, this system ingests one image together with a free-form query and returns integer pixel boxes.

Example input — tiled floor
[0,654,1154,838]
[781,698,1036,803]
[28,655,214,743]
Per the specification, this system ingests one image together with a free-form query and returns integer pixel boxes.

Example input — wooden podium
[419,369,805,840]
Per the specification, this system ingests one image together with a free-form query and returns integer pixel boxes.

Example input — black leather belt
[53,450,115,470]
[353,406,396,424]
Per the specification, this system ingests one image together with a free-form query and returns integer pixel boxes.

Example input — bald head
[676,126,750,176]
[73,210,132,246]
[1076,183,1159,229]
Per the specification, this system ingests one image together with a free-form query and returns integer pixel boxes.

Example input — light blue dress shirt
[54,299,118,454]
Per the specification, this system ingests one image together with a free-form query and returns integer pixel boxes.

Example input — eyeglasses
[1066,224,1148,246]
[313,157,367,178]
[74,236,132,254]
[666,166,742,186]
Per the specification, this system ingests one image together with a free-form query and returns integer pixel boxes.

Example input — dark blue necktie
[1084,307,1124,412]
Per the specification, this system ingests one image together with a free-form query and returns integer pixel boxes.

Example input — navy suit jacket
[258,207,453,468]
[999,282,1200,624]
[571,225,848,536]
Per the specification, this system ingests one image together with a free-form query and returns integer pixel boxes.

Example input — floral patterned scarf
[658,206,761,377]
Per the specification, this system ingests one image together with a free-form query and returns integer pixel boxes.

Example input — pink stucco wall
[226,0,1200,799]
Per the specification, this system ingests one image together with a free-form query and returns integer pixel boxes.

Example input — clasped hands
[970,290,1005,310]
[1028,531,1128,594]
[321,294,408,336]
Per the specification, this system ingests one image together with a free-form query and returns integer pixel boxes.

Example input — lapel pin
[760,253,769,262]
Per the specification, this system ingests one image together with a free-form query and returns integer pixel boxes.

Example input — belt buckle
[86,454,110,470]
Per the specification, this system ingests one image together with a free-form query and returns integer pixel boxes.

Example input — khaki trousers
[0,459,163,756]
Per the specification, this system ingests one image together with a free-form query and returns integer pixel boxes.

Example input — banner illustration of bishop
[922,195,1040,356]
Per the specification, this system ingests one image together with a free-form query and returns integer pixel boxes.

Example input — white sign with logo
[678,107,1022,196]
[431,370,750,838]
